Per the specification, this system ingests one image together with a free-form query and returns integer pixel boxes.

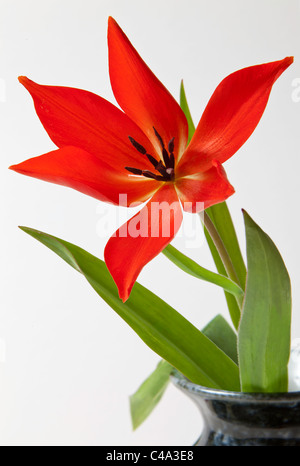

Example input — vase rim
[171,371,300,402]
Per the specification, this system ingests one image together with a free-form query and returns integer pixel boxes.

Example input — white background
[1,0,300,446]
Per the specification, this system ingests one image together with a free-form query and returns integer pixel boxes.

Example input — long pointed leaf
[203,227,241,330]
[130,314,238,429]
[201,314,238,364]
[130,360,173,430]
[162,244,244,299]
[180,80,195,144]
[20,226,240,392]
[238,211,291,392]
[205,203,246,290]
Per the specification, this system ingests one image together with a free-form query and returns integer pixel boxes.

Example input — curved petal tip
[18,76,29,85]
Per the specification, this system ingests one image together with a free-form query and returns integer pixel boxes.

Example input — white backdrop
[1,0,300,446]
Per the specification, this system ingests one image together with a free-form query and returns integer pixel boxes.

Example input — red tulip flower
[10,17,293,301]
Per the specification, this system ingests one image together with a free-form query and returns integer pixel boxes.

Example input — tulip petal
[18,76,157,173]
[104,184,183,301]
[107,17,188,161]
[178,57,293,175]
[10,146,159,206]
[175,161,235,213]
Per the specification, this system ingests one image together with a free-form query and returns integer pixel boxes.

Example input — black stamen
[143,171,166,181]
[153,127,165,149]
[142,170,159,180]
[162,147,171,168]
[168,137,175,169]
[125,133,176,182]
[155,160,166,176]
[125,167,143,175]
[146,153,159,168]
[168,137,175,154]
[128,136,147,155]
[169,153,175,169]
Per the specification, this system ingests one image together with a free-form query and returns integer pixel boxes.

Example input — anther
[153,127,165,149]
[125,167,143,175]
[168,137,175,154]
[168,137,175,169]
[162,147,170,168]
[169,153,175,169]
[155,160,166,176]
[146,153,159,169]
[126,132,176,182]
[128,136,147,155]
[142,170,160,180]
[153,127,172,167]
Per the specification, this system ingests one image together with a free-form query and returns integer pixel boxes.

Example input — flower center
[125,127,175,182]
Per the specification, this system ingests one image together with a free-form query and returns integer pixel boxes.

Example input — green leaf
[203,227,241,330]
[130,360,173,430]
[20,226,240,392]
[201,314,238,364]
[162,244,244,299]
[205,203,247,290]
[238,211,291,392]
[130,314,237,429]
[180,80,195,144]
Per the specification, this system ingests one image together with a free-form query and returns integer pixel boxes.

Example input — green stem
[201,211,244,310]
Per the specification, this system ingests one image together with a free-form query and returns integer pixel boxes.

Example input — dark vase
[172,372,300,446]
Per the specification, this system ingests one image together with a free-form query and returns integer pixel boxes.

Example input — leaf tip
[18,225,37,236]
[241,209,252,225]
[129,396,140,431]
[18,225,29,233]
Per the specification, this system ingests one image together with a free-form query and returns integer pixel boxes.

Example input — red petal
[175,161,235,213]
[107,17,188,161]
[18,76,157,173]
[178,57,293,175]
[10,146,159,206]
[104,184,183,301]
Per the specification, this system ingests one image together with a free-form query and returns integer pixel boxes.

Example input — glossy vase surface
[172,372,300,446]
